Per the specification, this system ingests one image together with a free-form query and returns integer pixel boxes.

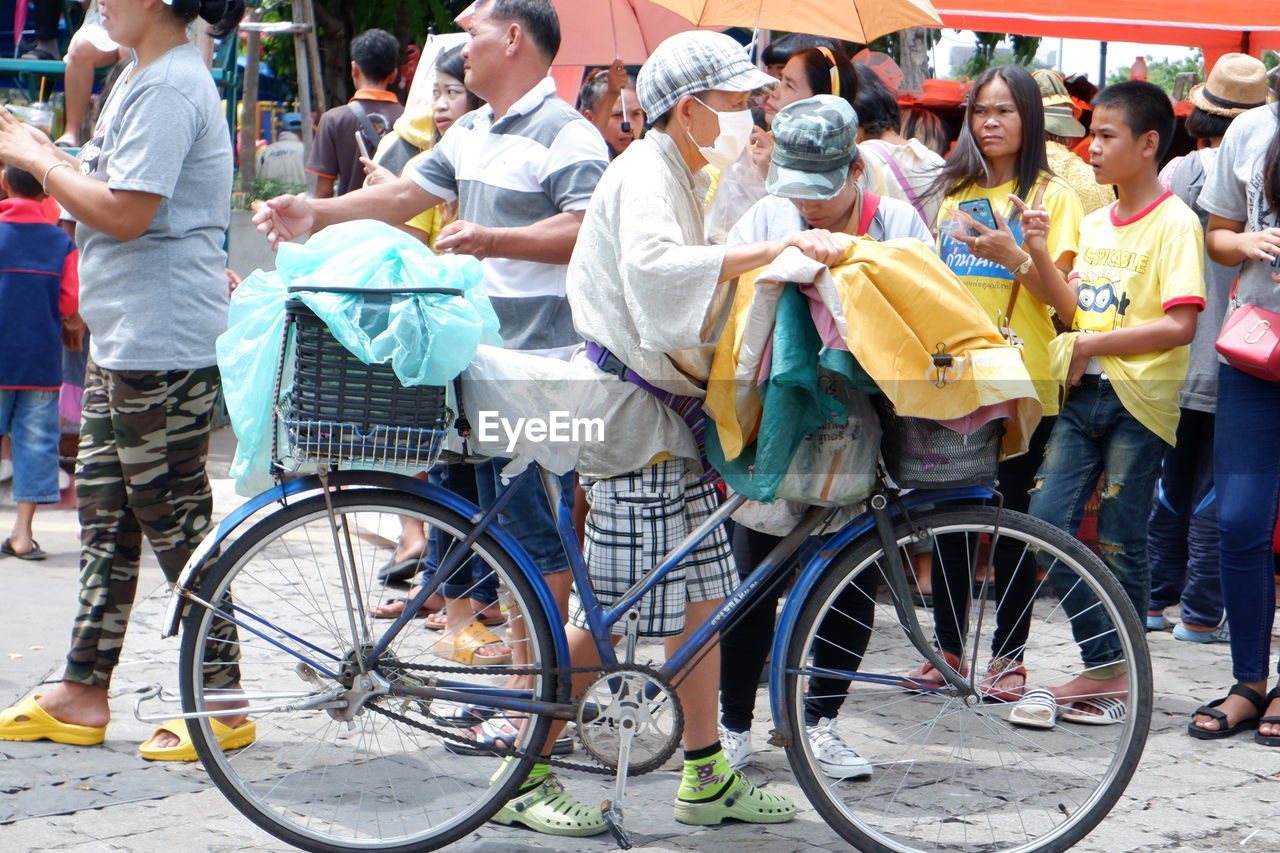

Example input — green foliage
[1106,49,1203,94]
[231,173,306,208]
[1263,51,1278,71]
[868,28,941,68]
[950,32,1042,80]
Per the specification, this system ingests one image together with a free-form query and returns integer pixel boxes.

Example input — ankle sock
[677,744,735,802]
[490,758,550,793]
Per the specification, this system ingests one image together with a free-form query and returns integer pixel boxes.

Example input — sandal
[442,714,575,756]
[979,657,1027,703]
[1008,688,1058,729]
[1059,697,1126,725]
[673,770,796,826]
[1254,686,1280,747]
[0,538,47,561]
[139,717,256,761]
[1188,684,1267,740]
[0,695,106,745]
[490,773,607,836]
[433,621,512,666]
[899,650,967,692]
[425,604,505,632]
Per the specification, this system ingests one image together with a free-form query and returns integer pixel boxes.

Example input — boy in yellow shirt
[1013,81,1205,728]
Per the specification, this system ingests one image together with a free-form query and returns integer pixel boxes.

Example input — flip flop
[432,621,512,666]
[899,650,967,692]
[1188,683,1267,740]
[0,695,106,745]
[1008,688,1058,729]
[979,657,1027,703]
[424,607,504,632]
[1254,686,1280,747]
[376,554,424,584]
[1059,697,1126,725]
[370,596,433,620]
[139,717,256,761]
[0,538,47,560]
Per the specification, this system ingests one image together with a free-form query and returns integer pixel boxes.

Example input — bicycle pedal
[601,800,633,849]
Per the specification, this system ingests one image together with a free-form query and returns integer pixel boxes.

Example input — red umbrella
[456,0,696,66]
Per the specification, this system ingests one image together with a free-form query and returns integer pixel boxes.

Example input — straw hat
[1188,53,1268,117]
[1033,69,1086,138]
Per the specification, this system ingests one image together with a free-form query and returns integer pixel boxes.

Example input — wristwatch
[1010,254,1033,277]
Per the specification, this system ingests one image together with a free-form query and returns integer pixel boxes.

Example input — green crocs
[673,770,796,826]
[490,774,607,837]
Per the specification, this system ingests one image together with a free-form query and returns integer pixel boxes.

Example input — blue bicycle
[151,296,1151,853]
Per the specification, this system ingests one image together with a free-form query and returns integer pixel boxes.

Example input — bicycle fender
[765,486,990,736]
[163,471,569,674]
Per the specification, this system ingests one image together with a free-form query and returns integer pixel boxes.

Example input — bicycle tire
[178,488,559,853]
[782,506,1151,853]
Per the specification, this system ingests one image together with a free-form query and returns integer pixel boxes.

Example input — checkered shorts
[569,459,736,637]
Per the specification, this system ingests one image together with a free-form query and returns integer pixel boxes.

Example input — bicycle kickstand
[602,611,641,849]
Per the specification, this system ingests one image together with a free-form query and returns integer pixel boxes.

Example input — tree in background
[1106,49,1204,93]
[950,32,1042,80]
[260,0,470,106]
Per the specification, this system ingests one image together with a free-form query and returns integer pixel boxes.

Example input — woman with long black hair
[908,65,1083,699]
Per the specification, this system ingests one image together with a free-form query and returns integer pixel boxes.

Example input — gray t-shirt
[76,43,231,370]
[1200,104,1280,315]
[1171,147,1237,413]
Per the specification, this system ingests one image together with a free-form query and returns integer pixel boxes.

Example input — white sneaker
[718,725,753,770]
[805,718,872,780]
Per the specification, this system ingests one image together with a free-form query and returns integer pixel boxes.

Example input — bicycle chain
[367,661,651,777]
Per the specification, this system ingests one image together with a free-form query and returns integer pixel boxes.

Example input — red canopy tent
[933,1,1280,72]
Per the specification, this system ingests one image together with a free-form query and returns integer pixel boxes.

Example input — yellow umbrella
[649,0,942,44]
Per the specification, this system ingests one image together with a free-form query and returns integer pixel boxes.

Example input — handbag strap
[862,140,927,222]
[1004,177,1053,323]
[856,192,881,237]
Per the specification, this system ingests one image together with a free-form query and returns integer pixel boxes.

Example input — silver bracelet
[41,161,73,194]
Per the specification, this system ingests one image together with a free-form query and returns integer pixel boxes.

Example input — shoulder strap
[857,193,881,237]
[1004,175,1053,323]
[346,100,383,152]
[862,140,927,222]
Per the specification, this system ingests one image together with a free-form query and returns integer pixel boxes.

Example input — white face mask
[685,96,754,169]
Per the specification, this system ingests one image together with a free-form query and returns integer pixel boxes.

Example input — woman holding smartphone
[908,65,1083,698]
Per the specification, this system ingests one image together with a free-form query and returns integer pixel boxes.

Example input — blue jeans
[1147,408,1222,628]
[1027,378,1164,672]
[438,458,573,600]
[1214,364,1280,683]
[0,388,61,503]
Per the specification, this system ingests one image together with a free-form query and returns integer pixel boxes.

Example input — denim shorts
[0,388,61,503]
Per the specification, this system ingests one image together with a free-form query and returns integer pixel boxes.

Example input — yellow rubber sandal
[0,695,106,745]
[139,717,256,761]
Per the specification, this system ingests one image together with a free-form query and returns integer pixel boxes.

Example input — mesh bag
[280,299,451,468]
[880,403,1001,489]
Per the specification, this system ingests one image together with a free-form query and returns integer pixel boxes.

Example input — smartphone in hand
[354,130,372,162]
[957,198,997,233]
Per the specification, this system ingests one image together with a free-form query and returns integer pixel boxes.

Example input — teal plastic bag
[217,220,501,495]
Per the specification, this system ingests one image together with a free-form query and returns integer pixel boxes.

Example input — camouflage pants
[66,362,238,689]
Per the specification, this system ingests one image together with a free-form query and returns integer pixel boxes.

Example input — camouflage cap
[766,95,859,201]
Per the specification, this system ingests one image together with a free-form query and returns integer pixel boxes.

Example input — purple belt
[584,341,715,480]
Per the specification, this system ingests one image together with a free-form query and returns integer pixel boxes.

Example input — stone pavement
[1,427,1279,852]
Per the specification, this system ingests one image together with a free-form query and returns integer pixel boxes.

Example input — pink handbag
[1215,279,1280,382]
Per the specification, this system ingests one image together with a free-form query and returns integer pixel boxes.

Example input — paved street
[2,427,1279,853]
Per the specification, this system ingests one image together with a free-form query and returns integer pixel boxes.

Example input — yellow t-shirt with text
[1067,192,1206,444]
[937,174,1083,415]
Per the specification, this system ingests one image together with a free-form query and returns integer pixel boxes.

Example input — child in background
[0,165,80,560]
[1013,81,1205,728]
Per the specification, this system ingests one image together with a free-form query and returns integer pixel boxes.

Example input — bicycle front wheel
[178,488,559,853]
[782,506,1150,853]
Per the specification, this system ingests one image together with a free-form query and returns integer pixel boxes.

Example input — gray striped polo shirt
[409,77,608,355]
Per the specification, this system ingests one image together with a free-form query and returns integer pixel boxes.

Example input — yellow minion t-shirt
[937,174,1083,415]
[1066,192,1206,444]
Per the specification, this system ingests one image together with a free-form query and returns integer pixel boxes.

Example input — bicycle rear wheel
[178,488,559,853]
[782,506,1150,853]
